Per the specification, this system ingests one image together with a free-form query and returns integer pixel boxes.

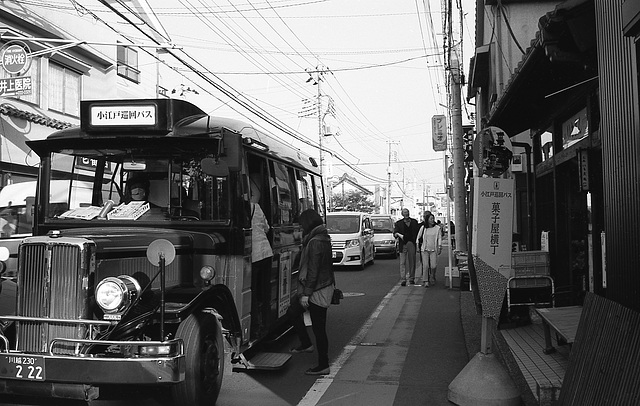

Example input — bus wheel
[172,312,224,406]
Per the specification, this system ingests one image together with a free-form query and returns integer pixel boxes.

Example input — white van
[326,211,375,269]
[371,214,398,258]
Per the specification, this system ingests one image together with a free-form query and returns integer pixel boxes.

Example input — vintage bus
[0,98,325,405]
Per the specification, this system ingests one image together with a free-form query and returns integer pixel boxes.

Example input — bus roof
[33,99,320,174]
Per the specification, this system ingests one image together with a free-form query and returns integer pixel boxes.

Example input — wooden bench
[535,305,582,354]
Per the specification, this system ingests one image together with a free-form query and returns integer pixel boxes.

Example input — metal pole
[317,76,323,178]
[445,154,454,289]
[388,142,392,214]
[450,55,467,252]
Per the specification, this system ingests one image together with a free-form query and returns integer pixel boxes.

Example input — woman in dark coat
[289,209,335,375]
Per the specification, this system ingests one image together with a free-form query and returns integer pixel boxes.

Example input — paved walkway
[299,249,470,406]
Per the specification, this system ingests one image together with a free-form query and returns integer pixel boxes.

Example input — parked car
[371,214,398,258]
[326,211,375,269]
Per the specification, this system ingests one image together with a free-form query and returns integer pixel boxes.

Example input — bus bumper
[0,353,184,400]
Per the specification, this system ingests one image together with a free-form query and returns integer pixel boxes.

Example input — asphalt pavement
[298,245,477,406]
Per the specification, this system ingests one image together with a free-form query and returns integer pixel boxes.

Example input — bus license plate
[0,355,45,381]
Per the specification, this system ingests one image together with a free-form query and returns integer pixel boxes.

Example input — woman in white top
[249,175,273,336]
[416,211,442,287]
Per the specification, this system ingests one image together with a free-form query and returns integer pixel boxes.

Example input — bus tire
[172,312,224,406]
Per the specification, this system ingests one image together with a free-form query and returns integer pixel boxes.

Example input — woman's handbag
[331,286,343,305]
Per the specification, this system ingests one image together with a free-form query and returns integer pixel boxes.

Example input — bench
[535,305,582,354]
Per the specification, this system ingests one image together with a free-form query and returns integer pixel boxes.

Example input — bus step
[232,352,291,371]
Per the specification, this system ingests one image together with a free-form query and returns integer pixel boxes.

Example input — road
[1,254,402,406]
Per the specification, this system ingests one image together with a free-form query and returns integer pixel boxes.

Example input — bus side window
[269,162,295,225]
[296,170,314,217]
[247,154,272,229]
[311,174,325,216]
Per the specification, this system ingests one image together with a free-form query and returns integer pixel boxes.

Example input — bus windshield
[43,139,231,223]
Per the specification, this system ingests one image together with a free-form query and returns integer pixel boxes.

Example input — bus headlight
[200,265,216,282]
[0,246,9,262]
[96,275,141,316]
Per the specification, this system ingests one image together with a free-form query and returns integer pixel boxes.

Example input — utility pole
[386,141,398,214]
[306,65,331,207]
[450,55,467,252]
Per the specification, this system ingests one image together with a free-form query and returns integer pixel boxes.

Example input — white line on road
[297,284,401,406]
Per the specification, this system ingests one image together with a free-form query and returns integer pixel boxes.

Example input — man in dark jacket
[394,208,420,285]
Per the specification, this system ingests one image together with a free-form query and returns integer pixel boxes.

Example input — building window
[117,45,139,83]
[0,56,40,105]
[48,63,80,117]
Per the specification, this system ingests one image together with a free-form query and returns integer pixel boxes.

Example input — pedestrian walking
[393,208,420,286]
[449,221,456,250]
[288,209,334,376]
[417,211,442,287]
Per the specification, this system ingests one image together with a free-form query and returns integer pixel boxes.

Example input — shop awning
[484,0,597,137]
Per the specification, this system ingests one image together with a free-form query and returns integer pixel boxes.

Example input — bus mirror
[201,158,229,177]
[224,133,242,172]
[123,161,146,171]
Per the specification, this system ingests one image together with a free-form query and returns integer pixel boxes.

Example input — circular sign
[146,239,176,266]
[473,126,513,177]
[1,41,31,75]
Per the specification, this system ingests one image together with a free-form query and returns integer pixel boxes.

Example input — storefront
[478,0,602,302]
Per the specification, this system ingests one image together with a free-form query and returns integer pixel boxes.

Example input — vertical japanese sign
[278,251,292,317]
[432,115,447,152]
[471,177,514,319]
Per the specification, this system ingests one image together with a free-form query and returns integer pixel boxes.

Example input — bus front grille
[17,239,93,354]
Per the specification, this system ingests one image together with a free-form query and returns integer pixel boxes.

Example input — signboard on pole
[432,115,447,152]
[473,126,513,177]
[471,177,514,320]
[0,41,32,97]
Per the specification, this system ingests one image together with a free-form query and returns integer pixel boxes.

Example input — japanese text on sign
[4,51,25,69]
[432,115,447,152]
[90,105,157,126]
[0,77,32,96]
[472,177,514,275]
[490,202,501,254]
[1,42,31,75]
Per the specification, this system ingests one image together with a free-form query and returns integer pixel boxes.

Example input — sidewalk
[300,243,479,406]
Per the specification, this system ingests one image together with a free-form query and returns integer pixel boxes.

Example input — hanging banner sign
[471,177,514,320]
[432,115,447,152]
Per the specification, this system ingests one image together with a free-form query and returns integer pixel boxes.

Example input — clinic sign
[471,177,514,319]
[0,41,32,96]
[432,115,447,152]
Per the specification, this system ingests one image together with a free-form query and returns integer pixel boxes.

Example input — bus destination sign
[89,105,157,126]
